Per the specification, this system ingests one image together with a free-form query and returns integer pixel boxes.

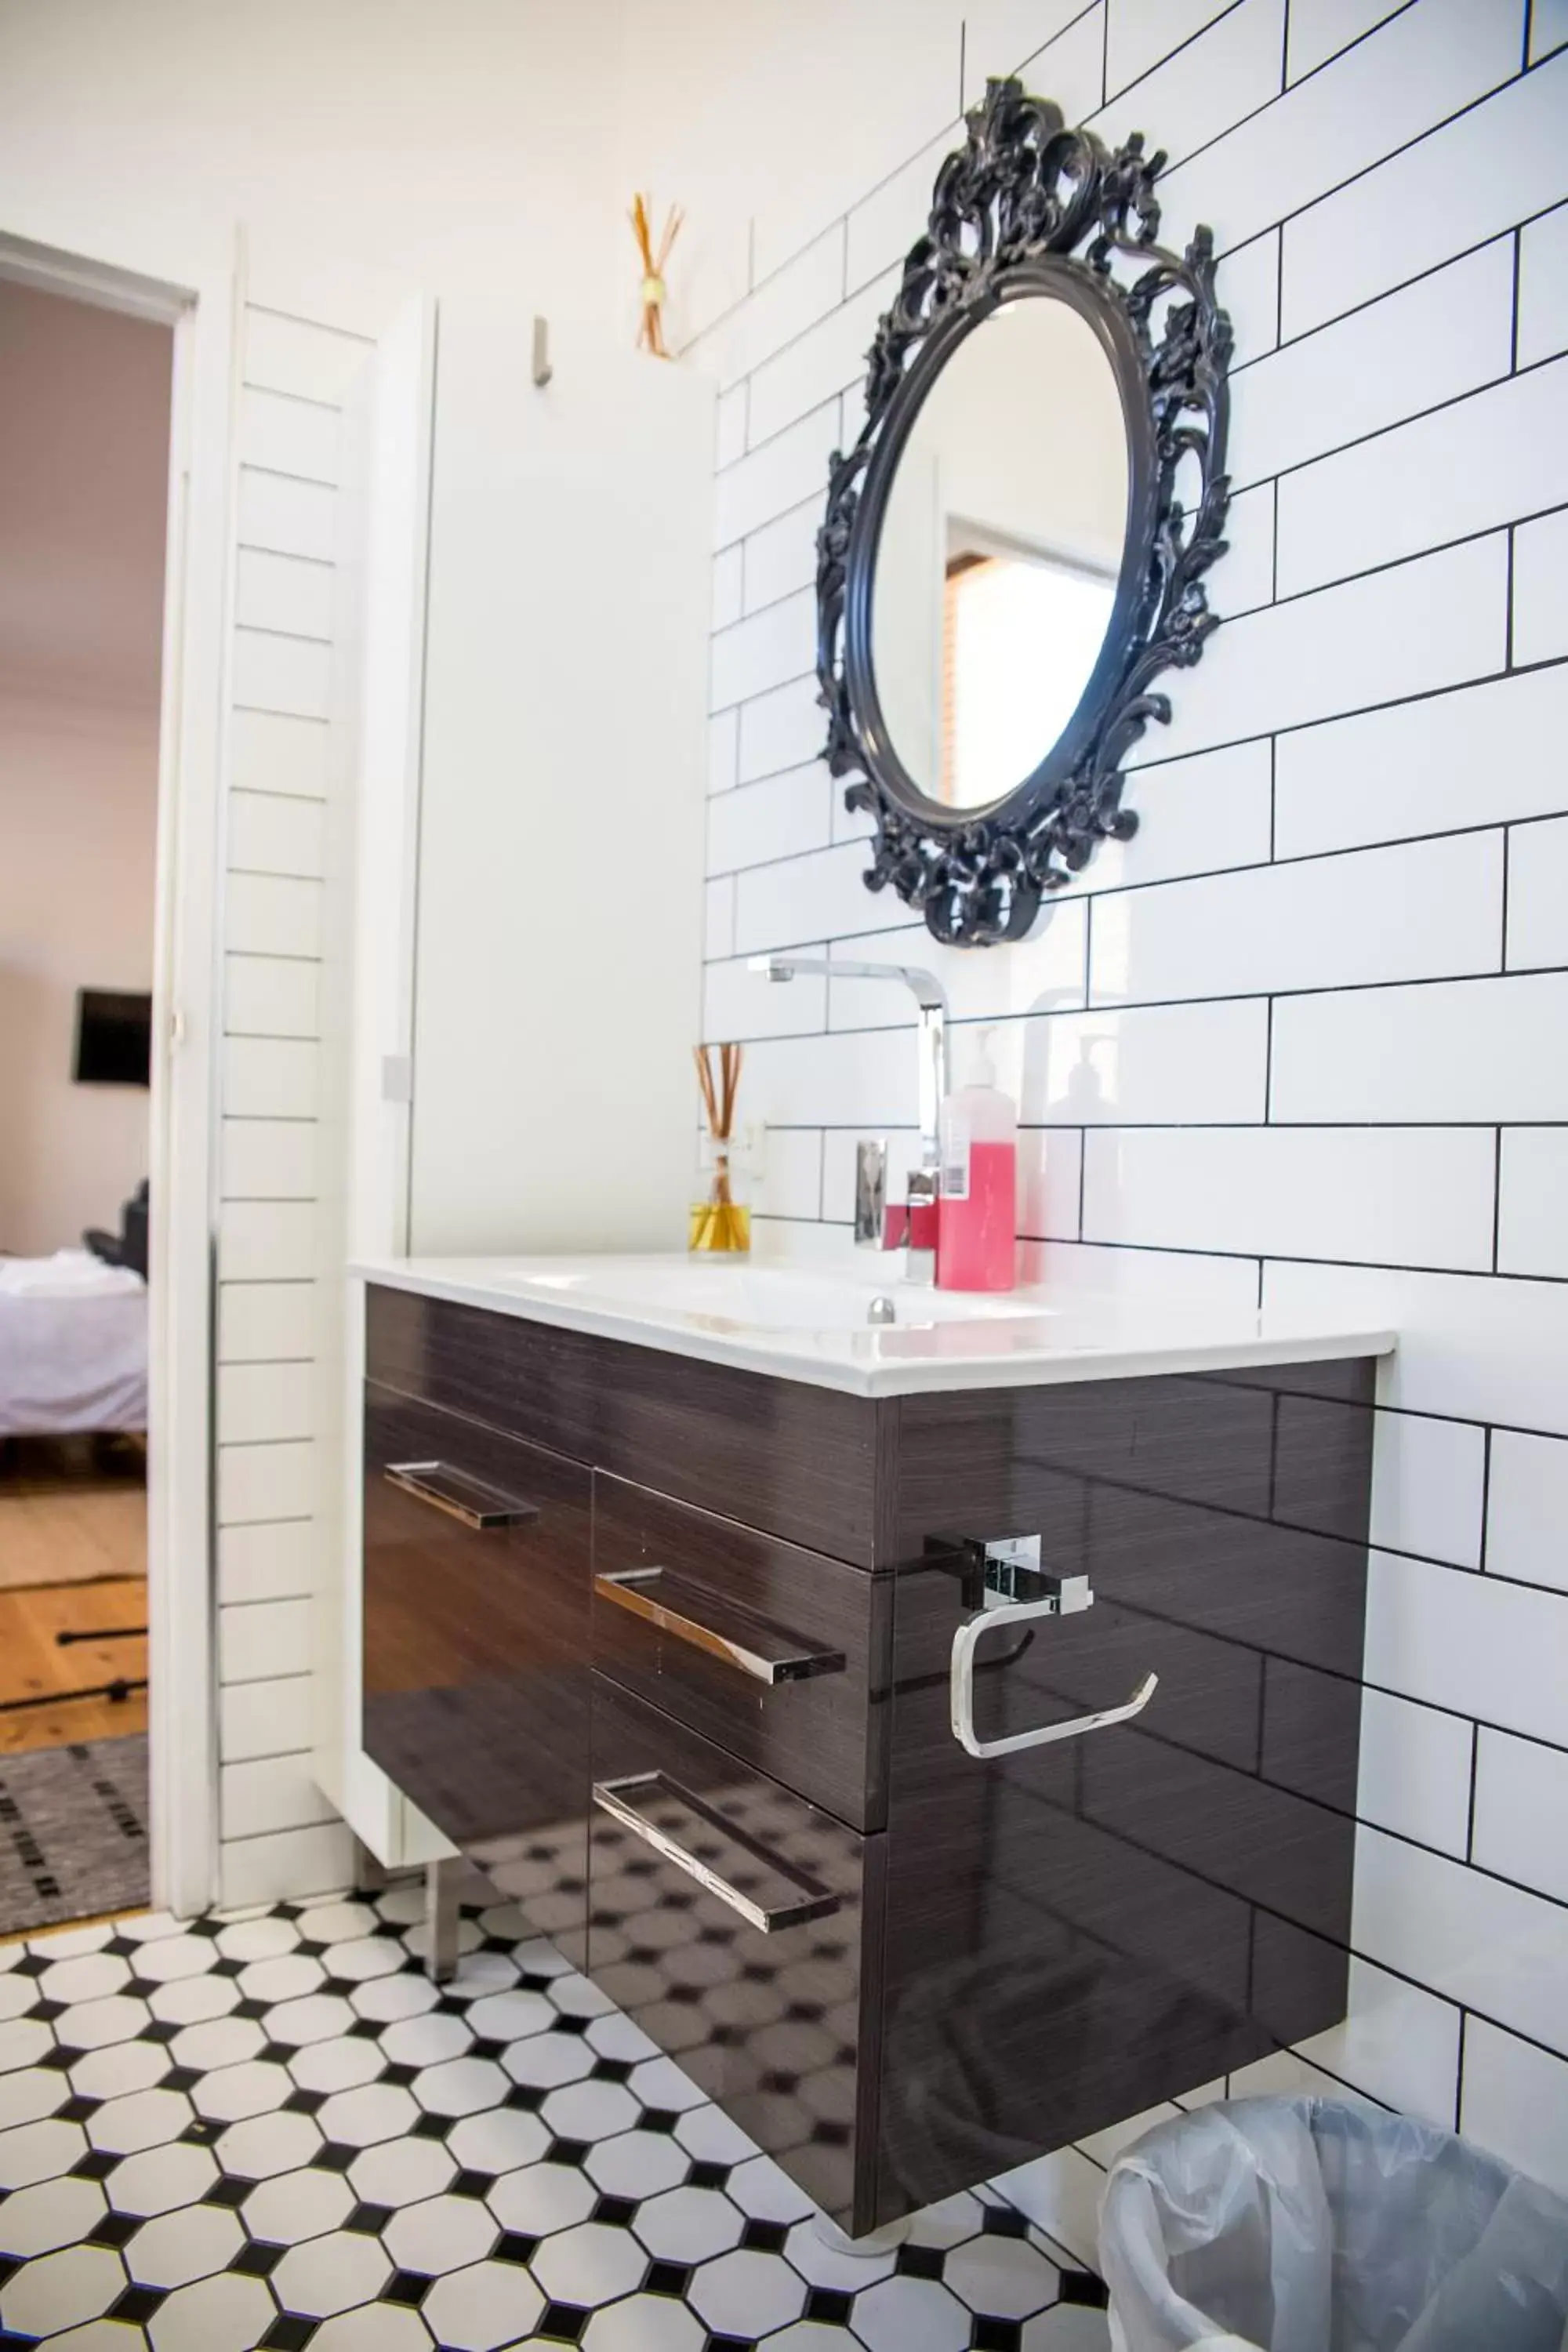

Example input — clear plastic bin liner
[1099,2095,1568,2352]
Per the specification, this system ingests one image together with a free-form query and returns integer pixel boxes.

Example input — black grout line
[1158,6,1520,226]
[1263,996,1274,1123]
[760,1178,1568,1290]
[711,579,815,644]
[1466,1721,1482,1865]
[1266,733,1277,859]
[1492,1128,1504,1273]
[710,537,1568,776]
[695,7,1545,411]
[716,390,841,488]
[709,809,1518,905]
[1094,0,1250,117]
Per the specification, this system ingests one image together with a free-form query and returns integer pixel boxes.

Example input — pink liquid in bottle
[938,1138,1017,1290]
[937,1036,1018,1292]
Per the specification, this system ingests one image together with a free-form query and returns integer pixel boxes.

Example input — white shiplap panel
[224,956,321,1043]
[220,1755,336,1842]
[216,1447,316,1532]
[238,386,342,485]
[245,307,371,405]
[227,791,328,880]
[218,1520,317,1605]
[220,1120,318,1203]
[217,1200,318,1283]
[216,1282,320,1367]
[230,631,333,725]
[219,1674,313,1764]
[236,466,336,562]
[229,708,330,801]
[219,1822,354,1910]
[223,875,324,960]
[235,548,335,641]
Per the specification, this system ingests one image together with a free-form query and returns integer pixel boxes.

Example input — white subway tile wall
[212,292,369,1907]
[689,0,1568,2187]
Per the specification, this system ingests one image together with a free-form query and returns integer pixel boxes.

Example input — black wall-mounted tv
[74,990,153,1087]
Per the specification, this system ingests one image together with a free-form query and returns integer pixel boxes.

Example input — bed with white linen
[0,1250,148,1437]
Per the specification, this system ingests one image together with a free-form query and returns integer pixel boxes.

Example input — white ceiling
[0,278,173,712]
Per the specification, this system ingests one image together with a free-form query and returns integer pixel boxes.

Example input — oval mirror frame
[817,78,1234,947]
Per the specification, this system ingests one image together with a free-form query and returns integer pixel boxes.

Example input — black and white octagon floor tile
[0,1892,1111,2350]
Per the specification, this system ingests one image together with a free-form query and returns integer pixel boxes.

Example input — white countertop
[350,1252,1396,1400]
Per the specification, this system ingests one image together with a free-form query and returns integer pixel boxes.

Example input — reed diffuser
[691,1042,750,1254]
[630,193,683,358]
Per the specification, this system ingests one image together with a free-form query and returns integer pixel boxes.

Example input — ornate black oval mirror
[817,78,1233,946]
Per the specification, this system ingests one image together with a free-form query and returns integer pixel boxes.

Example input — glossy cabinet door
[362,1381,592,1965]
[874,1367,1371,2225]
[585,1676,884,2233]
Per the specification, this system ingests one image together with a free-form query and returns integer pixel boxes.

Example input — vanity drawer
[365,1280,883,1564]
[586,1675,881,2232]
[363,1384,591,1960]
[592,1474,889,1832]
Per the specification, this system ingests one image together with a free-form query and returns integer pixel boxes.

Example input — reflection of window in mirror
[938,531,1116,808]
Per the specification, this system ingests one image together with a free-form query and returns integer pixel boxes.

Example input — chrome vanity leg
[811,2212,911,2256]
[350,1836,389,1896]
[426,1857,461,1983]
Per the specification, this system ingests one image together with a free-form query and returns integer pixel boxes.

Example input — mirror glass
[869,293,1130,811]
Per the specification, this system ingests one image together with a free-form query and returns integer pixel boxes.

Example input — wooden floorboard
[0,1578,147,1754]
[0,1436,147,1591]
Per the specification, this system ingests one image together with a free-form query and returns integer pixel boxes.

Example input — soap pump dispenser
[937,1029,1018,1292]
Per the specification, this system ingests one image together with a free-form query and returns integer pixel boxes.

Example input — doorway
[0,276,173,1932]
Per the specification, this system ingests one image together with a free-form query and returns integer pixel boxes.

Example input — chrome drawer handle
[593,1567,843,1686]
[950,1593,1157,1761]
[592,1772,839,1934]
[384,1461,539,1531]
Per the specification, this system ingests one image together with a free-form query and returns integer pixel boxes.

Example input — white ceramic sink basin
[351,1250,1398,1399]
[503,1259,1046,1332]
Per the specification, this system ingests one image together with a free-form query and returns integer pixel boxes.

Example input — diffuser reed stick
[691,1042,750,1253]
[630,194,684,358]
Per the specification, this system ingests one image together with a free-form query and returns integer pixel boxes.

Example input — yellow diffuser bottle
[691,1041,751,1254]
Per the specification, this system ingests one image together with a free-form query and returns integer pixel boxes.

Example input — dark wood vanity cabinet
[364,1283,1376,2234]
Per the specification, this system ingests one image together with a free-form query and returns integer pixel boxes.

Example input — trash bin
[1098,2093,1568,2352]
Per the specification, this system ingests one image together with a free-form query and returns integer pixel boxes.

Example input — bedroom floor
[0,1437,147,1594]
[0,1438,147,1755]
[0,1438,151,1935]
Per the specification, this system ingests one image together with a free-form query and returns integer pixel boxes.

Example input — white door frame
[0,223,239,1920]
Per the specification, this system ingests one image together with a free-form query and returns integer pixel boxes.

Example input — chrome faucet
[749,954,949,1283]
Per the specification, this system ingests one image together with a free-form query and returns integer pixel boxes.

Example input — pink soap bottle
[937,1031,1018,1292]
